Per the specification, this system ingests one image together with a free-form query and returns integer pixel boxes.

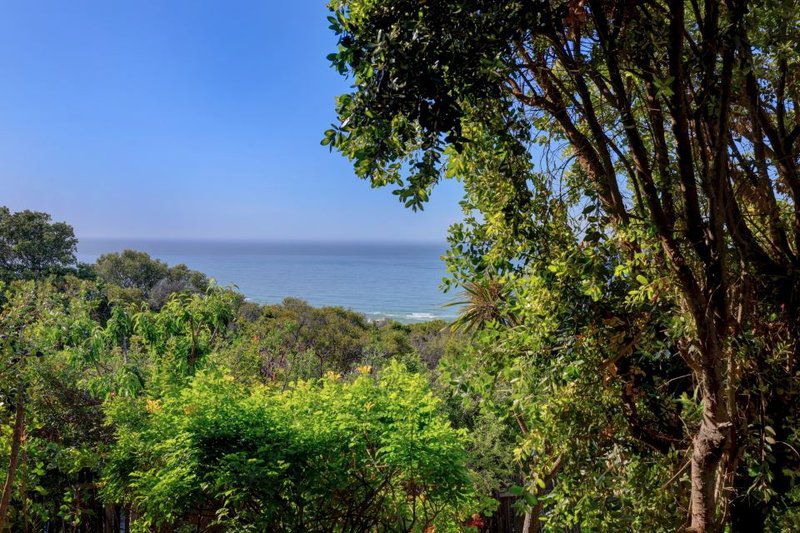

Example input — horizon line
[77,236,449,245]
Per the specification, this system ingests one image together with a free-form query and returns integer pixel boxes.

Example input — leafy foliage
[0,206,78,280]
[94,249,210,308]
[104,363,476,532]
[325,0,800,530]
[0,265,479,531]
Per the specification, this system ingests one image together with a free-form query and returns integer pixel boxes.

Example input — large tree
[0,207,77,279]
[94,249,169,292]
[94,250,209,308]
[325,0,800,530]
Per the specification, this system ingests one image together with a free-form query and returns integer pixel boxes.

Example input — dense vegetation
[0,207,500,532]
[324,0,800,531]
[4,0,800,531]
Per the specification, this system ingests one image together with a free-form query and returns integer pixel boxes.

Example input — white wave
[406,312,438,320]
[363,310,458,323]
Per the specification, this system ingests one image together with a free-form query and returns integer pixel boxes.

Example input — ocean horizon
[77,238,459,323]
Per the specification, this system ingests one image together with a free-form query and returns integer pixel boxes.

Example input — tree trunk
[687,334,739,533]
[689,417,726,532]
[0,393,25,530]
[522,511,532,533]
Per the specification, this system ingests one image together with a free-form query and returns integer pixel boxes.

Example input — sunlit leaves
[103,363,477,531]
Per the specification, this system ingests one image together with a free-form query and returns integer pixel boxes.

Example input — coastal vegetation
[2,0,800,531]
[0,207,488,531]
[323,0,800,531]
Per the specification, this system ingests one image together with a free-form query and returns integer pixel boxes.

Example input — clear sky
[0,1,463,242]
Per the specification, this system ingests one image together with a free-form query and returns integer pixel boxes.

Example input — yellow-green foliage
[103,362,477,532]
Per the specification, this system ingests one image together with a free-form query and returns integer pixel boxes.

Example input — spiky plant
[447,278,516,333]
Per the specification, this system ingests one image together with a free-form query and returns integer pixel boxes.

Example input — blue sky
[0,1,463,242]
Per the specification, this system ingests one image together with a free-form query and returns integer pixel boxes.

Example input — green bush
[103,362,478,531]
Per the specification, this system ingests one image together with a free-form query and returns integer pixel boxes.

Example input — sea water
[77,239,458,323]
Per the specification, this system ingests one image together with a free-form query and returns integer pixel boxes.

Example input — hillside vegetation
[5,0,800,530]
[0,207,504,532]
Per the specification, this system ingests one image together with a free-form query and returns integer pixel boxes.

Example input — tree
[0,276,237,531]
[326,1,800,530]
[94,250,169,292]
[147,263,209,309]
[0,207,77,279]
[0,278,118,531]
[94,250,209,308]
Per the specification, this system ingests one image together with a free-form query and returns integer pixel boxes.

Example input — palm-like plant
[447,278,516,332]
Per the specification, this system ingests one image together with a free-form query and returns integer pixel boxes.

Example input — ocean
[77,239,459,323]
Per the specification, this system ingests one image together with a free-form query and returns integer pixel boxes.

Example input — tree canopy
[326,0,800,530]
[0,206,77,279]
[94,249,210,308]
